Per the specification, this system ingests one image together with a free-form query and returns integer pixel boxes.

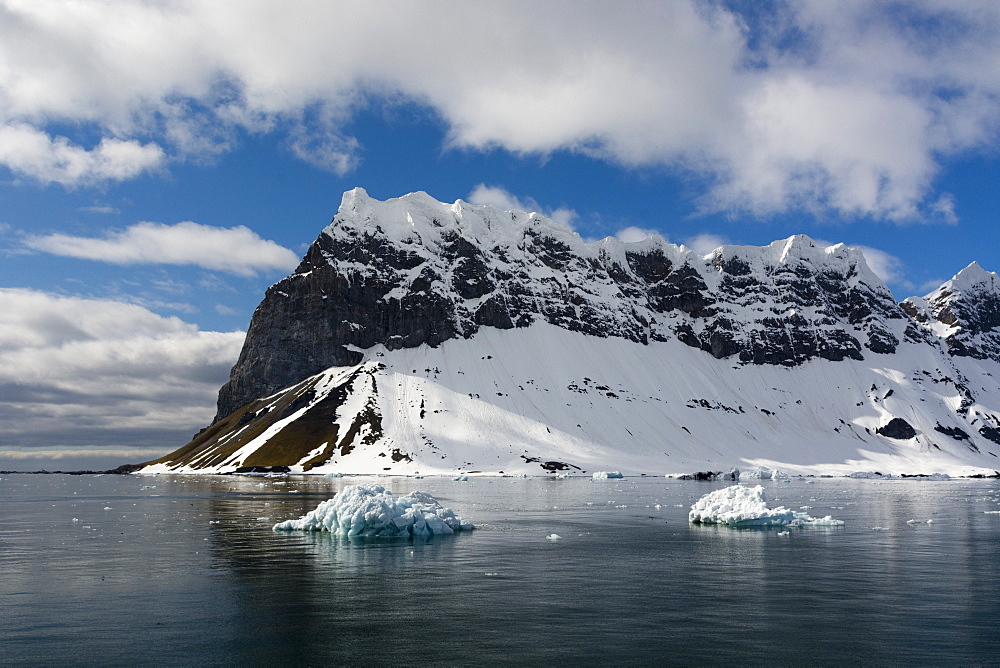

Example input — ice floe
[688,485,845,527]
[273,483,474,536]
[592,471,624,479]
[738,466,788,480]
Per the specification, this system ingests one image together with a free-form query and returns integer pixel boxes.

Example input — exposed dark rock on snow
[876,418,917,440]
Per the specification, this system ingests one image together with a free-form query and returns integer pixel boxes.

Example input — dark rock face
[877,418,917,440]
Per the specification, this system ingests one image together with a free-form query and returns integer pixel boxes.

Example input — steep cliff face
[150,189,1000,477]
[215,188,908,421]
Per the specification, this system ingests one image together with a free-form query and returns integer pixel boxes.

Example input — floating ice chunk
[453,476,469,481]
[737,466,787,480]
[546,534,562,540]
[592,471,624,479]
[688,485,845,528]
[273,483,474,537]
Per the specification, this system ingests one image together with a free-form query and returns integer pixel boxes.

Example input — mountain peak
[150,189,1000,476]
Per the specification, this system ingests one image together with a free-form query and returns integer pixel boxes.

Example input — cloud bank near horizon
[0,288,244,453]
[1,1,997,222]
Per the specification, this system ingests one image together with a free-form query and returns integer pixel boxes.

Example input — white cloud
[0,1,997,219]
[78,202,120,215]
[684,233,730,255]
[615,227,661,244]
[24,221,300,276]
[852,245,907,285]
[215,303,239,316]
[0,288,244,452]
[0,123,164,186]
[929,193,959,225]
[467,184,578,227]
[0,447,168,460]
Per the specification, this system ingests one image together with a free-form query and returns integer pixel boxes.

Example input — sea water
[2,474,998,666]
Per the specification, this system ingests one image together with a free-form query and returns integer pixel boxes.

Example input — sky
[1,0,999,470]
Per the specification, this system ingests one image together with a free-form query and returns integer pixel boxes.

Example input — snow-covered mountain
[145,189,1000,476]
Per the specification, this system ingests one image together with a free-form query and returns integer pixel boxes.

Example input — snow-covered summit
[903,262,1000,361]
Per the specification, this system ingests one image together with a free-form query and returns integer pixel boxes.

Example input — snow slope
[145,322,1000,477]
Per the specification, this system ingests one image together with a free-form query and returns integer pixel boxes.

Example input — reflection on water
[1,474,998,665]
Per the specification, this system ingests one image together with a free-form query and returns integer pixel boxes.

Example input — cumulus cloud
[852,245,907,285]
[0,289,244,455]
[467,184,577,227]
[0,123,164,186]
[615,227,662,244]
[23,221,300,276]
[0,1,997,219]
[685,233,730,255]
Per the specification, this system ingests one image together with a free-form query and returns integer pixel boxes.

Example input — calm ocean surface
[2,473,999,666]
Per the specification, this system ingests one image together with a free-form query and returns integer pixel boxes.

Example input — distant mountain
[145,189,1000,476]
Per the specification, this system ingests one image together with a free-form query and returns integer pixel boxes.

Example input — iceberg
[273,483,474,537]
[688,485,844,528]
[738,466,788,480]
[592,471,624,479]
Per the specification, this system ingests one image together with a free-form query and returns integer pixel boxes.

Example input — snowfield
[145,322,1000,478]
[273,483,474,536]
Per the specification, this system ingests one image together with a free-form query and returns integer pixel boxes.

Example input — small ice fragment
[871,526,889,531]
[103,506,112,510]
[546,534,562,541]
[453,476,469,481]
[257,517,270,521]
[776,531,790,536]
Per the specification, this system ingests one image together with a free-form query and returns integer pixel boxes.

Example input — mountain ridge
[146,189,1000,476]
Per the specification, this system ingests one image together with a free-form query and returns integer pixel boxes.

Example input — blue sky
[1,0,999,469]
